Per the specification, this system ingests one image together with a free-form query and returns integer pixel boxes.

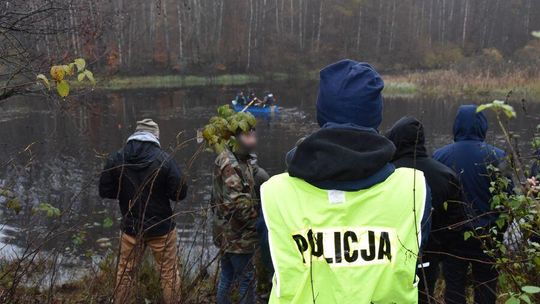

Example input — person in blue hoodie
[433,105,506,304]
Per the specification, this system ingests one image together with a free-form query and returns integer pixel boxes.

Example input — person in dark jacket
[234,91,247,106]
[386,116,466,304]
[264,60,432,303]
[433,105,506,304]
[99,118,188,304]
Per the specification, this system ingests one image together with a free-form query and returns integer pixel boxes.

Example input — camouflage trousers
[115,230,181,304]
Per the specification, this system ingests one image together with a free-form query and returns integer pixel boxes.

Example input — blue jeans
[216,252,256,304]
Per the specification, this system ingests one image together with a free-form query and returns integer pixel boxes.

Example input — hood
[127,131,161,147]
[453,105,488,142]
[123,139,161,169]
[385,116,428,161]
[288,124,395,188]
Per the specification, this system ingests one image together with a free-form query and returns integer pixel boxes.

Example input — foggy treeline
[6,0,540,75]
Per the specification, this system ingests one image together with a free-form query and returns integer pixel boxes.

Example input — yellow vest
[260,168,427,304]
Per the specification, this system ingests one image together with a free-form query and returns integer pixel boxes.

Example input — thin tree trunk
[428,0,433,47]
[290,0,294,34]
[247,0,254,70]
[176,2,184,61]
[163,0,171,64]
[375,1,383,55]
[275,0,280,34]
[299,0,303,49]
[316,0,323,52]
[355,7,362,52]
[462,0,469,47]
[388,0,396,52]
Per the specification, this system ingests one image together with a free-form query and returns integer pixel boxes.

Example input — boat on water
[232,103,279,115]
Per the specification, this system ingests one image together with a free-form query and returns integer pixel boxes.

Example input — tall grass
[97,70,540,100]
[100,74,262,90]
[384,70,540,99]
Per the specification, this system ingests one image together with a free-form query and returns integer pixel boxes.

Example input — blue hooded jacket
[433,105,506,228]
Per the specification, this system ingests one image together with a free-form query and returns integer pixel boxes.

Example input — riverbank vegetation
[96,69,540,100]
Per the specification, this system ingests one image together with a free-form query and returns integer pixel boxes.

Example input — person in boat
[247,91,261,106]
[261,91,275,108]
[234,91,247,106]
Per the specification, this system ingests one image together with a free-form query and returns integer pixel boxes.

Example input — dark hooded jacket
[386,117,467,250]
[433,105,506,228]
[287,122,432,247]
[99,139,188,237]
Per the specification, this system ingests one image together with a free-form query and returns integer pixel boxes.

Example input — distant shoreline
[94,70,540,100]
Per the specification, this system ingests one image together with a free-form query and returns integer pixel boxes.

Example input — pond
[0,80,539,284]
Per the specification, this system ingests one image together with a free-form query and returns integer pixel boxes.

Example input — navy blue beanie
[316,59,384,129]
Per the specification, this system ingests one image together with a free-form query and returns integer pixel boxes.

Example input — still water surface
[0,80,538,282]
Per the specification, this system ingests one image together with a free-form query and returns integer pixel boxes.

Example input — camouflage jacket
[211,148,258,254]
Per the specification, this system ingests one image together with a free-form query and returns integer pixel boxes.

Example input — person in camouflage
[212,128,259,304]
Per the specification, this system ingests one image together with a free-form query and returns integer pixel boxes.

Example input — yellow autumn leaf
[56,80,70,97]
[50,66,65,81]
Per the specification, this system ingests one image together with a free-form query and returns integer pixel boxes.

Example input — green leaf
[56,80,70,97]
[73,231,86,246]
[464,231,473,240]
[36,203,61,217]
[62,64,74,76]
[74,58,86,71]
[522,286,540,294]
[103,217,113,228]
[477,100,516,118]
[476,104,492,113]
[238,120,249,132]
[6,199,22,215]
[532,31,540,38]
[443,201,448,211]
[36,74,50,90]
[77,72,86,82]
[519,294,532,304]
[504,296,520,304]
[84,70,96,85]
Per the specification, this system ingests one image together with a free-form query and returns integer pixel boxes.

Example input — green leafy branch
[201,105,257,153]
[36,58,95,98]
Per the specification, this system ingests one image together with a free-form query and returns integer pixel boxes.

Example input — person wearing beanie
[99,118,188,304]
[260,59,432,303]
[386,116,467,304]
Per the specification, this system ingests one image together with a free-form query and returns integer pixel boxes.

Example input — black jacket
[99,139,188,237]
[386,117,466,250]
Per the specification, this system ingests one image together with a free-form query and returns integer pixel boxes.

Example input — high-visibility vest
[260,167,427,304]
